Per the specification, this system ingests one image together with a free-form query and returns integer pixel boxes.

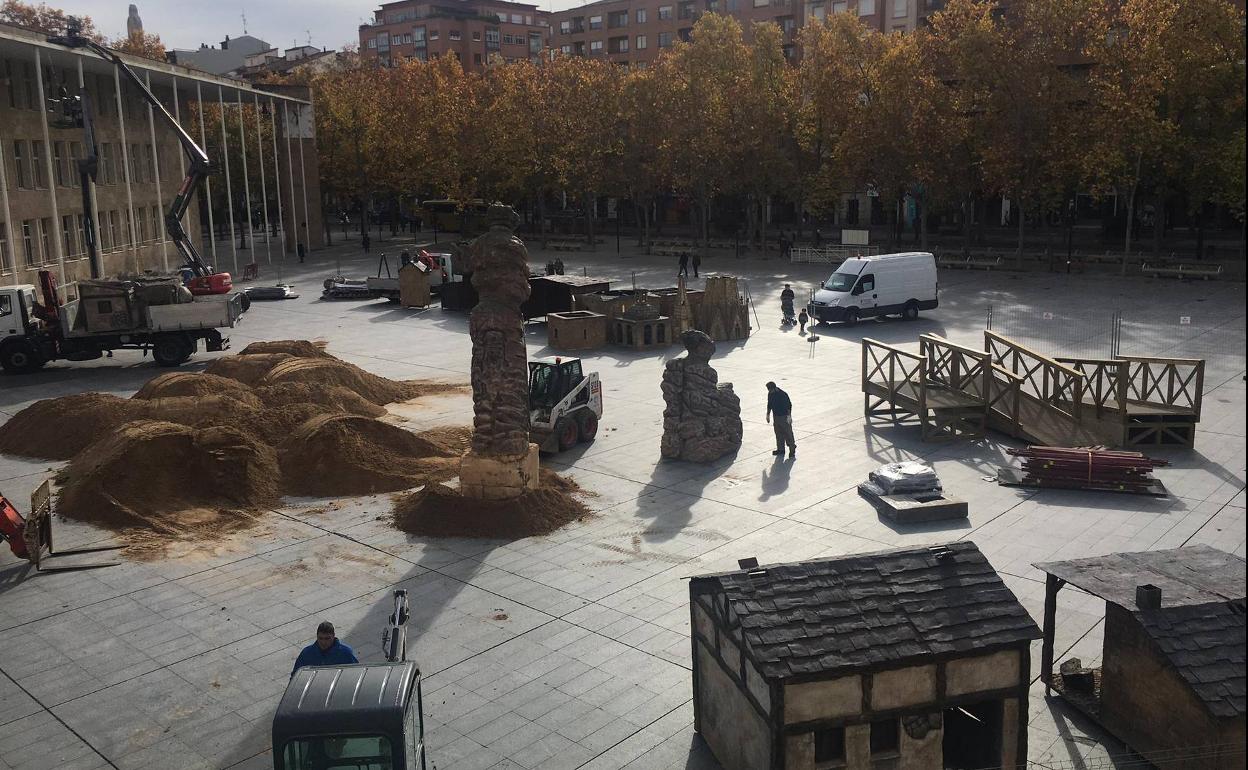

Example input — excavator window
[281,735,394,770]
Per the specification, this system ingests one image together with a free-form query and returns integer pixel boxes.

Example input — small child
[798,308,809,333]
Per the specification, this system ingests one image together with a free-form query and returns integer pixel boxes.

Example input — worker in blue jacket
[291,621,359,677]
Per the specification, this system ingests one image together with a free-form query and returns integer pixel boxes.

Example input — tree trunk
[962,193,973,258]
[1016,196,1025,269]
[1151,187,1164,259]
[538,195,548,249]
[1122,179,1138,275]
[584,192,596,252]
[918,193,928,253]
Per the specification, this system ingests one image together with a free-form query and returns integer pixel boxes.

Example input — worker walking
[291,621,358,677]
[297,242,306,264]
[766,381,796,459]
[678,252,689,277]
[362,233,371,254]
[691,252,701,278]
[780,284,796,324]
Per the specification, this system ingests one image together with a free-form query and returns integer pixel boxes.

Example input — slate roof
[1133,599,1246,719]
[1035,545,1245,609]
[690,541,1040,680]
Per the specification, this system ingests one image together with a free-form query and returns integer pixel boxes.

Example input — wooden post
[1040,573,1064,694]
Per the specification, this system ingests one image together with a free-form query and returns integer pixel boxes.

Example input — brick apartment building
[549,0,943,67]
[359,0,551,71]
[1,22,322,288]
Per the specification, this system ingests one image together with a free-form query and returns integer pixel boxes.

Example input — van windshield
[824,272,856,292]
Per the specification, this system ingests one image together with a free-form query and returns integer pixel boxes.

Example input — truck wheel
[902,301,920,321]
[1,341,45,374]
[843,308,860,327]
[556,417,579,452]
[577,411,599,443]
[152,335,193,367]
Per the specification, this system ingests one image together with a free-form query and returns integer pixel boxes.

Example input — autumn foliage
[291,1,1243,251]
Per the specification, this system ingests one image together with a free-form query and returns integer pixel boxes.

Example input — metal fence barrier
[790,245,880,264]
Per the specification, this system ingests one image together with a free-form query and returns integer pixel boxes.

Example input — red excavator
[1,481,120,572]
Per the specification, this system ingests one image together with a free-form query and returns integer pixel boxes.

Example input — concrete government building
[1,22,322,290]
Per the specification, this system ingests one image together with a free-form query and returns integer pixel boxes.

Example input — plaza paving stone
[1,238,1243,769]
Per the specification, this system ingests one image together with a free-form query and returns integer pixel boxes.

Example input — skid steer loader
[528,357,603,454]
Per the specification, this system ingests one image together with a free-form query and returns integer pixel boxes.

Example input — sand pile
[392,470,592,539]
[57,421,279,537]
[279,414,460,496]
[0,341,475,550]
[0,393,153,460]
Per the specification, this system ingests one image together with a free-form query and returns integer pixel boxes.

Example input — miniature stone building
[696,275,750,341]
[614,296,672,350]
[660,330,742,462]
[650,283,704,321]
[1036,546,1246,770]
[547,310,607,351]
[574,290,649,343]
[690,542,1040,770]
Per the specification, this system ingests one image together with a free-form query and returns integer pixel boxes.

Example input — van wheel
[152,334,193,367]
[902,301,920,321]
[1,341,45,374]
[843,308,859,327]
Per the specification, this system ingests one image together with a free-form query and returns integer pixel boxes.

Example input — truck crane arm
[48,21,216,281]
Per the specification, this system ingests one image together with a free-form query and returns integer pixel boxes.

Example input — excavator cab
[528,358,586,411]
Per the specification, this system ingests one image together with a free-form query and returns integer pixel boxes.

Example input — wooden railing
[920,334,990,402]
[862,338,926,413]
[1118,355,1205,417]
[986,364,1025,436]
[984,330,1085,423]
[1058,357,1129,419]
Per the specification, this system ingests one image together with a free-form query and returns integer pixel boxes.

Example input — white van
[807,252,938,325]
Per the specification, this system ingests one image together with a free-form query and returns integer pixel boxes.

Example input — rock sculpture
[661,330,743,463]
[460,205,539,499]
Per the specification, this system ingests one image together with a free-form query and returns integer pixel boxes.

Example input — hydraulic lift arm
[48,21,217,282]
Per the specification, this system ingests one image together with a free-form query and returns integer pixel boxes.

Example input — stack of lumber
[1000,446,1169,495]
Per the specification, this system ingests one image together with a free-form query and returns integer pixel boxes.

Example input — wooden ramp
[861,332,1205,449]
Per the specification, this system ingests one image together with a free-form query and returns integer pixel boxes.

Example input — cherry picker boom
[47,20,232,294]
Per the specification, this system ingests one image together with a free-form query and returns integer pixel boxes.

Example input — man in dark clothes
[678,252,689,277]
[766,381,796,458]
[297,242,306,263]
[362,233,371,254]
[291,621,358,677]
[691,251,701,277]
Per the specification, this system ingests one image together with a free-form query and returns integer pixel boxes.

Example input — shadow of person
[759,455,793,502]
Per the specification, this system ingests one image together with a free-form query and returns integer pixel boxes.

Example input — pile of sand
[0,341,474,551]
[279,415,460,496]
[57,421,279,537]
[392,471,592,539]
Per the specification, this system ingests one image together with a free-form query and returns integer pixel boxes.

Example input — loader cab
[529,358,586,410]
[0,286,38,336]
[272,661,425,770]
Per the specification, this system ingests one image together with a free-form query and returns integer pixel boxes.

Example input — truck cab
[272,661,425,770]
[0,285,39,337]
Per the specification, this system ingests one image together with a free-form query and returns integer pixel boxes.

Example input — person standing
[678,251,689,277]
[798,308,809,333]
[691,251,701,278]
[362,233,371,254]
[297,242,306,264]
[291,621,358,677]
[766,381,796,459]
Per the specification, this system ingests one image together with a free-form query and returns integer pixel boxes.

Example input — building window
[833,0,848,13]
[487,28,501,48]
[414,26,426,43]
[0,221,11,273]
[589,15,603,30]
[449,30,461,41]
[69,142,81,187]
[473,31,482,41]
[429,29,439,40]
[635,60,647,69]
[561,44,573,54]
[152,206,161,240]
[678,27,692,42]
[814,728,845,763]
[860,0,876,13]
[22,220,36,267]
[101,143,115,185]
[658,32,673,47]
[708,0,719,10]
[679,2,696,19]
[31,141,46,189]
[367,38,377,49]
[75,214,86,255]
[636,9,648,23]
[136,207,147,244]
[61,214,76,258]
[590,40,604,52]
[107,210,120,251]
[38,218,53,263]
[892,0,907,18]
[777,15,796,34]
[611,37,629,53]
[530,33,542,52]
[753,0,769,6]
[659,5,674,20]
[13,140,29,189]
[474,53,482,65]
[560,20,572,34]
[53,141,66,187]
[609,11,628,27]
[636,34,648,49]
[511,13,522,23]
[870,718,899,755]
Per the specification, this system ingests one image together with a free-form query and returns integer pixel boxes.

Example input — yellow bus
[419,199,489,233]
